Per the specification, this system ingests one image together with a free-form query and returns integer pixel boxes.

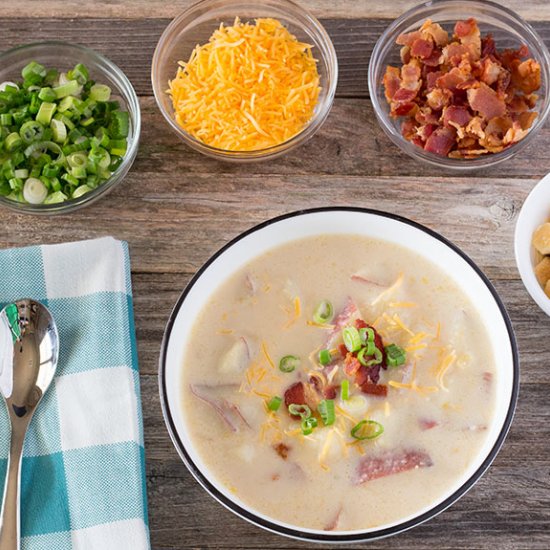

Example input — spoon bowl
[0,300,58,550]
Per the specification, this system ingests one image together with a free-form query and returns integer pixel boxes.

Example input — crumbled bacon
[354,449,433,484]
[424,127,455,156]
[284,382,307,417]
[273,442,290,460]
[360,382,388,397]
[382,17,541,158]
[467,83,507,119]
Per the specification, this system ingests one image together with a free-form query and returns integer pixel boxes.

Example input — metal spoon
[0,300,59,550]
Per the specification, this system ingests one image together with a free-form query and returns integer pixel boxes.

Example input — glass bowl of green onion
[0,42,140,214]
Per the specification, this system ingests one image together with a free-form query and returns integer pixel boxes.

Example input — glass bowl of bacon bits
[368,0,550,169]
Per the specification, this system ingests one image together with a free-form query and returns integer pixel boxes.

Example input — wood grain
[1,2,550,548]
[2,18,550,99]
[5,0,550,21]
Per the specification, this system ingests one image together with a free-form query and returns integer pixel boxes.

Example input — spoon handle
[0,425,25,550]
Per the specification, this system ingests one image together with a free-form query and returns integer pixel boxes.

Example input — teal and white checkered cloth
[0,237,150,550]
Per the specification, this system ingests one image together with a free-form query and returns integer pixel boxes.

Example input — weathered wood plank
[2,18,550,99]
[0,163,534,278]
[5,0,550,21]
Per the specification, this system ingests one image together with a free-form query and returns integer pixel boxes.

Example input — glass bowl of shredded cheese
[151,0,338,161]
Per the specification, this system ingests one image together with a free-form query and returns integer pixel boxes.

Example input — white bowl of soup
[159,208,518,543]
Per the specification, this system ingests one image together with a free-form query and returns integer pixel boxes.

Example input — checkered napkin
[0,237,150,550]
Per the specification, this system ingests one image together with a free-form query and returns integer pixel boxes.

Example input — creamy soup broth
[181,234,496,531]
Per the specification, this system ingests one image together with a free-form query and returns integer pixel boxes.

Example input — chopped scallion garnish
[342,326,361,353]
[351,419,384,440]
[288,403,311,419]
[318,399,335,426]
[385,344,406,367]
[359,327,375,345]
[318,349,332,366]
[341,379,350,401]
[312,300,333,324]
[267,396,282,411]
[301,416,318,436]
[279,355,300,373]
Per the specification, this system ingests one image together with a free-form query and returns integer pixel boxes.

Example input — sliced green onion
[0,81,19,92]
[318,399,335,426]
[36,102,57,125]
[385,344,406,367]
[0,113,13,126]
[313,300,333,324]
[351,419,384,441]
[89,84,111,102]
[288,403,311,418]
[68,63,89,84]
[38,87,57,102]
[357,342,380,366]
[19,121,44,144]
[109,110,129,139]
[341,379,350,401]
[267,396,282,412]
[53,80,80,99]
[359,327,375,345]
[365,347,383,366]
[301,416,318,436]
[50,119,66,143]
[318,349,332,366]
[5,132,22,152]
[21,61,46,81]
[14,169,28,179]
[343,326,362,353]
[279,355,300,373]
[43,190,67,204]
[23,177,48,204]
[67,151,87,169]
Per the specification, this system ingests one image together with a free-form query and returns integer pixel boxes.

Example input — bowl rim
[0,40,141,214]
[367,0,550,171]
[151,0,338,161]
[158,206,519,543]
[514,172,550,316]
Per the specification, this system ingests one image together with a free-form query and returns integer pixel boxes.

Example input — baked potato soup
[181,234,496,531]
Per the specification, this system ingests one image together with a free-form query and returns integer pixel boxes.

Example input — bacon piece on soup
[354,449,433,484]
[273,442,290,460]
[284,381,307,416]
[360,382,388,397]
[324,507,343,531]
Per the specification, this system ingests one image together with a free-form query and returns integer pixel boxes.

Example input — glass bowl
[0,42,141,214]
[151,0,338,162]
[368,0,550,170]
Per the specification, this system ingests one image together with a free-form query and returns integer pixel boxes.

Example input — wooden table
[2,1,550,548]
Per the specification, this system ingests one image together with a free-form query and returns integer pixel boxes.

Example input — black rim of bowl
[158,206,519,543]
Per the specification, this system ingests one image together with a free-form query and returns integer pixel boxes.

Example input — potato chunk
[534,256,550,286]
[532,223,550,254]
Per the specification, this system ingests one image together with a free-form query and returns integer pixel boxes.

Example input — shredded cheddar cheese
[168,17,321,151]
